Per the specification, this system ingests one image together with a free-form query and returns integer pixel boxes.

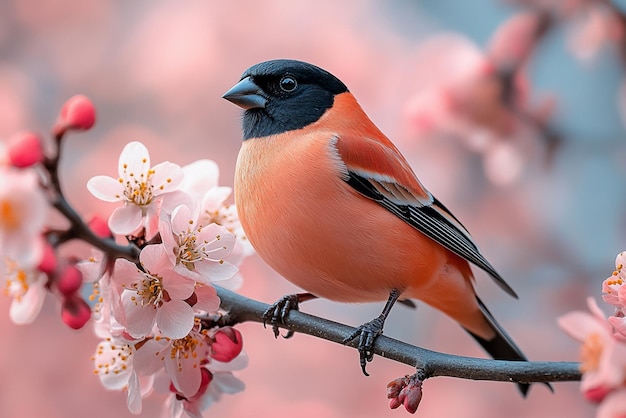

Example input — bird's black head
[222,59,349,140]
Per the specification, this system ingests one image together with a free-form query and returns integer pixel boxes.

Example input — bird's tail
[464,297,550,397]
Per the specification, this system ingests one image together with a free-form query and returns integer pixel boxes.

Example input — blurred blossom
[559,297,626,401]
[567,2,625,61]
[0,168,46,266]
[404,31,553,185]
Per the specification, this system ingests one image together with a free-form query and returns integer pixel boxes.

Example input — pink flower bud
[87,215,112,238]
[211,327,243,362]
[37,241,57,275]
[400,379,423,414]
[61,296,91,329]
[7,131,44,168]
[56,265,83,297]
[387,374,423,414]
[387,376,406,400]
[55,95,96,135]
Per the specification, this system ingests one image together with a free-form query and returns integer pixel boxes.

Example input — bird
[223,59,533,394]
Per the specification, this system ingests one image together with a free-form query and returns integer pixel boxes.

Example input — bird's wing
[334,134,517,298]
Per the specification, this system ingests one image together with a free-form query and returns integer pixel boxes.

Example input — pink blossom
[149,343,247,417]
[160,204,237,284]
[91,334,154,415]
[0,169,47,266]
[134,329,212,399]
[112,245,196,339]
[180,160,254,261]
[558,297,626,401]
[87,141,185,239]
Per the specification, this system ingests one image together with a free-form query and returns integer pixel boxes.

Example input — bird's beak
[222,77,267,110]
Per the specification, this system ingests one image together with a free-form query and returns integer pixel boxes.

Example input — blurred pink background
[2,0,625,416]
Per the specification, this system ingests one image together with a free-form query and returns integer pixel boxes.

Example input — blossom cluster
[1,95,253,417]
[558,252,626,418]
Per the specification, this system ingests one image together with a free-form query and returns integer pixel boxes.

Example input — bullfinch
[223,59,533,394]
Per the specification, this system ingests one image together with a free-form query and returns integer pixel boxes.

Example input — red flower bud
[211,327,243,362]
[55,95,96,135]
[56,264,83,297]
[61,296,91,329]
[7,131,44,168]
[87,215,112,239]
[37,241,57,275]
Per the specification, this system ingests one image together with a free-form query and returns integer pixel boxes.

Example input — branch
[216,286,582,384]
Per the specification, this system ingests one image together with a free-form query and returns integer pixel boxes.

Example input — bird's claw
[342,316,385,376]
[262,294,301,339]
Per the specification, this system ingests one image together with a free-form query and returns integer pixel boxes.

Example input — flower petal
[112,258,143,288]
[171,205,194,235]
[162,273,195,300]
[87,176,124,202]
[127,371,143,415]
[193,285,220,312]
[211,372,245,395]
[156,300,194,339]
[119,141,150,178]
[180,160,220,197]
[165,345,202,397]
[140,244,168,273]
[134,339,167,375]
[108,205,143,236]
[557,311,608,342]
[194,261,238,285]
[151,161,183,194]
[144,198,163,240]
[121,290,156,338]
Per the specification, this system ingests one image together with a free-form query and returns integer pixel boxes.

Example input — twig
[216,286,582,384]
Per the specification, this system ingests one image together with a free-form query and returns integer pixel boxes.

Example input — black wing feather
[345,172,518,298]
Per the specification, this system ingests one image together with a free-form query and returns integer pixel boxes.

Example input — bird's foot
[343,315,386,376]
[262,294,302,339]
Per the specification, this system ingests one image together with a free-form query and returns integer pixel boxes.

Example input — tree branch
[216,286,582,384]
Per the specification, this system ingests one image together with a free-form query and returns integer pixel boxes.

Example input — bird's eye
[279,76,298,93]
